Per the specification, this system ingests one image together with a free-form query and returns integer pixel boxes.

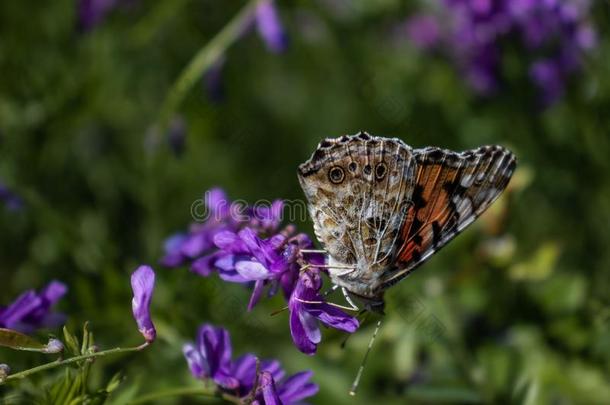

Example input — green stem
[128,386,242,405]
[0,342,149,385]
[157,0,263,133]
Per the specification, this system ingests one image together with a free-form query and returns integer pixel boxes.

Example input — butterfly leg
[342,287,360,311]
[294,297,359,312]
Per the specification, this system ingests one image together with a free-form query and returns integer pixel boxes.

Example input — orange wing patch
[380,145,516,290]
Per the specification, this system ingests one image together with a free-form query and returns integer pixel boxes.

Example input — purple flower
[212,227,323,311]
[164,188,352,353]
[0,182,23,211]
[167,116,187,157]
[77,0,118,32]
[203,59,226,103]
[405,15,441,49]
[0,281,67,333]
[256,0,288,53]
[529,58,564,106]
[289,270,359,355]
[184,324,318,404]
[131,265,156,343]
[406,0,597,105]
[160,188,238,269]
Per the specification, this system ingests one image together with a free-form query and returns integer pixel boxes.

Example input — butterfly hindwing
[379,145,517,290]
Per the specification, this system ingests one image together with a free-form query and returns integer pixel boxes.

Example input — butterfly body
[298,132,516,312]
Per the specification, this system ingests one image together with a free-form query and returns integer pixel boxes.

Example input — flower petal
[311,303,359,333]
[289,307,317,355]
[277,370,319,403]
[130,265,156,343]
[256,0,288,53]
[299,309,321,344]
[183,343,205,379]
[0,291,41,329]
[236,261,270,281]
[232,353,258,391]
[248,280,266,311]
[191,252,220,276]
[198,324,236,388]
[258,371,282,405]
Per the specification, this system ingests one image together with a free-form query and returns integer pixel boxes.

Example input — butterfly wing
[297,132,417,297]
[379,145,517,290]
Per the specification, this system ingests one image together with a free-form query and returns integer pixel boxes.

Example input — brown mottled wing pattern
[297,132,417,298]
[379,145,517,290]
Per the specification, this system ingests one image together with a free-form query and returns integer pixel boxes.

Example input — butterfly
[297,132,516,313]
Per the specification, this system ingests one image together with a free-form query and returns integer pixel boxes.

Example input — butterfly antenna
[349,318,382,396]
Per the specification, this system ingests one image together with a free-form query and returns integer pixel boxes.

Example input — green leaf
[0,328,46,351]
[81,321,90,355]
[106,371,125,393]
[63,325,80,356]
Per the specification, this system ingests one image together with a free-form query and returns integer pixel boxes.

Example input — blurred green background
[1,0,610,403]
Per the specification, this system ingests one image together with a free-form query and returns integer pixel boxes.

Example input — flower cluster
[184,324,318,405]
[0,281,67,334]
[162,188,359,354]
[404,0,597,105]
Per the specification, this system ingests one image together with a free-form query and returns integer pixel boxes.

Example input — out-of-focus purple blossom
[0,182,23,211]
[406,0,597,105]
[184,324,318,404]
[289,269,359,355]
[160,188,244,269]
[530,59,564,106]
[160,189,287,282]
[0,281,67,333]
[130,265,156,343]
[77,0,118,32]
[256,0,288,53]
[0,281,68,333]
[167,116,187,157]
[203,59,226,103]
[404,15,440,49]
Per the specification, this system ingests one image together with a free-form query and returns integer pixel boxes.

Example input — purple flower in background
[131,265,156,343]
[167,116,187,157]
[530,59,564,106]
[0,182,23,211]
[160,188,242,270]
[184,324,239,389]
[405,0,597,105]
[256,0,289,53]
[0,281,67,333]
[203,59,226,103]
[184,324,318,404]
[289,270,359,355]
[161,188,288,283]
[77,0,118,31]
[404,15,440,50]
